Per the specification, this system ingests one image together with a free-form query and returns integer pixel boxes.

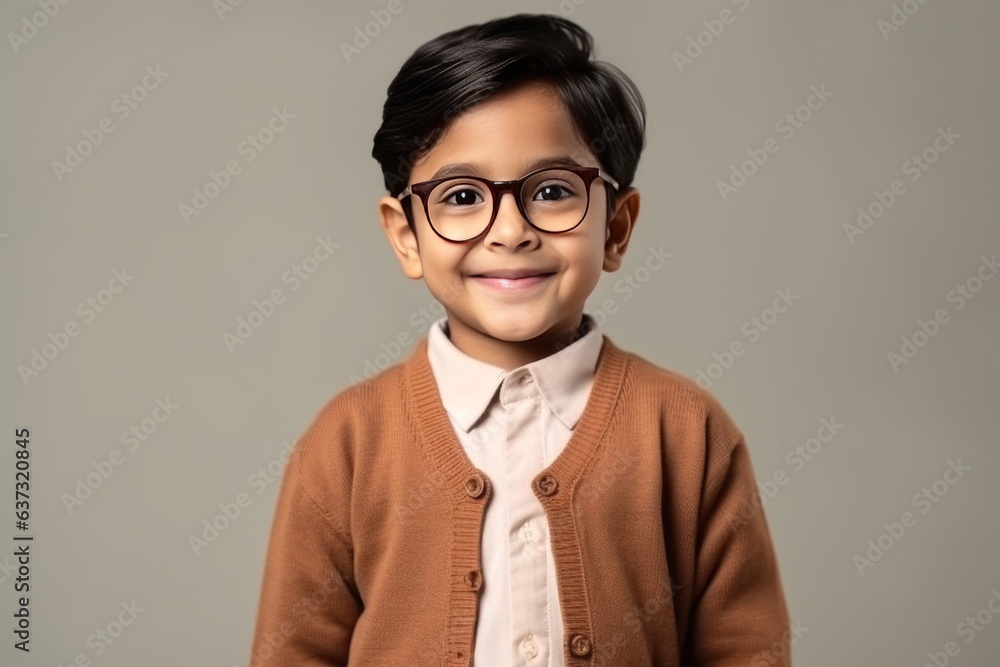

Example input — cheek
[420,246,467,289]
[562,242,605,288]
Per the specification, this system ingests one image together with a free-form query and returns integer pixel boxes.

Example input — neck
[444,314,590,370]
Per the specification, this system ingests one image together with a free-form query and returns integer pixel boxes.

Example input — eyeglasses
[397,165,620,243]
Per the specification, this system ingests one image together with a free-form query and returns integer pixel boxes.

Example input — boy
[250,12,791,666]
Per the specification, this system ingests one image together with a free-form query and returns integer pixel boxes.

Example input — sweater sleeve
[682,434,793,667]
[248,437,362,666]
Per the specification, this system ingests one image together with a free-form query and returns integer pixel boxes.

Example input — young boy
[250,13,791,667]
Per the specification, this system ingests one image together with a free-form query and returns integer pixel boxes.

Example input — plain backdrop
[2,0,999,665]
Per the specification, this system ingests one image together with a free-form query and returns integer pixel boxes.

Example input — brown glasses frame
[396,165,620,243]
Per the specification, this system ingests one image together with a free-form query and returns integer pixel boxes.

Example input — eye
[442,187,485,207]
[532,182,575,202]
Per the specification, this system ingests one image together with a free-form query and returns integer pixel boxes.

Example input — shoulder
[292,360,409,466]
[323,360,408,416]
[609,338,744,448]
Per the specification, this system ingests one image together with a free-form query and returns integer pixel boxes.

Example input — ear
[379,195,424,280]
[603,186,640,272]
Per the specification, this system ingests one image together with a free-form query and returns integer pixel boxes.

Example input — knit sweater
[249,333,792,666]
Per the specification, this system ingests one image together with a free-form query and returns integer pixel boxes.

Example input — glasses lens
[521,169,588,232]
[427,178,492,241]
[426,169,590,241]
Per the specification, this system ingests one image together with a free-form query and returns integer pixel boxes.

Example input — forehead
[411,81,597,182]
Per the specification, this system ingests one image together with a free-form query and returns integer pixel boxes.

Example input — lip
[469,272,555,291]
[471,267,557,279]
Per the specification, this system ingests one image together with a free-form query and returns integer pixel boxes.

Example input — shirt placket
[501,369,551,666]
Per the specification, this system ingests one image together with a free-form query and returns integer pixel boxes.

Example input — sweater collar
[404,324,629,497]
[425,314,603,433]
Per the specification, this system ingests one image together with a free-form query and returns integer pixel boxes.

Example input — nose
[483,190,537,248]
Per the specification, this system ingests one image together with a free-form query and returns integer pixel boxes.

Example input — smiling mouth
[469,273,555,290]
[470,271,555,278]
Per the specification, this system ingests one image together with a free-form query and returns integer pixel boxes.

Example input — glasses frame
[396,165,620,243]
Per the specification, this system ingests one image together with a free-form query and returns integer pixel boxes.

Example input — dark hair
[371,13,646,226]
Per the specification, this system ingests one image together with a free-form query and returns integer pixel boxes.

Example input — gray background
[2,0,999,664]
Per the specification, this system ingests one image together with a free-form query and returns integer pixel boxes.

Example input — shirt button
[533,473,558,496]
[520,634,539,659]
[569,633,592,657]
[464,475,485,498]
[519,521,536,543]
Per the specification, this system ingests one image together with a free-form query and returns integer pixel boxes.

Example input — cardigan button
[534,473,558,496]
[569,633,592,657]
[463,569,482,591]
[464,475,485,498]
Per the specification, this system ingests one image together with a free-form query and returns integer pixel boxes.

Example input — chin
[473,317,541,341]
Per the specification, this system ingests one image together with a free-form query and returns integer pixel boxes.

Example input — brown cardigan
[249,333,792,666]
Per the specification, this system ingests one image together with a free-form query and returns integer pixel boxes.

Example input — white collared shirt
[426,313,603,666]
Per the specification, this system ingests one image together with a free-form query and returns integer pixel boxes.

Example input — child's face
[379,80,639,368]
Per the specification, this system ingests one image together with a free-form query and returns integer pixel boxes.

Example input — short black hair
[371,13,646,225]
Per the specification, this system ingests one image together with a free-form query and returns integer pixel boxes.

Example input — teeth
[475,272,552,279]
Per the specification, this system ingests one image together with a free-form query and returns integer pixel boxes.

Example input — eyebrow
[429,154,586,181]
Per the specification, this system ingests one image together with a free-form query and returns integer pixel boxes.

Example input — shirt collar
[426,314,604,433]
